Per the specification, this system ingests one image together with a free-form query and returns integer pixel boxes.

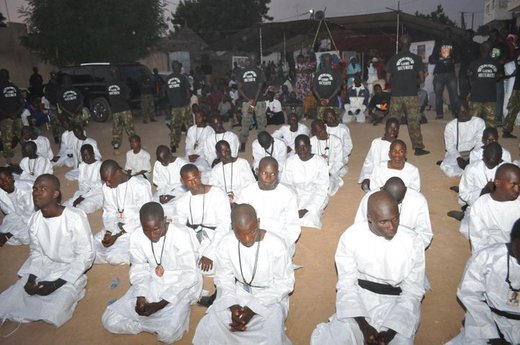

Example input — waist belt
[186,222,217,243]
[358,279,402,296]
[490,306,520,320]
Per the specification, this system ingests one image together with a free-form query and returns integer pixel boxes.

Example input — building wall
[484,0,512,24]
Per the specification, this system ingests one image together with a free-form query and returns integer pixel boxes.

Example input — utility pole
[386,1,400,54]
[460,12,466,29]
[3,0,10,22]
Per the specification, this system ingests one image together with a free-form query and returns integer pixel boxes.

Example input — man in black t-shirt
[311,53,342,121]
[368,84,391,125]
[386,34,429,156]
[57,74,86,127]
[487,28,508,126]
[166,61,192,152]
[107,68,135,150]
[468,42,501,128]
[429,27,460,119]
[44,71,62,143]
[238,54,266,152]
[0,69,23,162]
[139,70,155,124]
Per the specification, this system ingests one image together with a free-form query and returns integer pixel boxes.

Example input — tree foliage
[20,0,166,66]
[171,0,272,43]
[415,5,457,27]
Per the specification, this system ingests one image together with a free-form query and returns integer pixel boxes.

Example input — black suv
[59,62,154,122]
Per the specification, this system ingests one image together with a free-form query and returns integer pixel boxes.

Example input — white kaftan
[370,161,421,192]
[0,207,94,327]
[30,135,54,161]
[193,231,294,345]
[63,160,103,214]
[252,138,288,171]
[204,131,240,166]
[65,137,102,181]
[152,158,188,215]
[94,176,152,264]
[272,123,310,153]
[326,123,353,165]
[209,158,255,203]
[125,148,152,179]
[458,160,503,206]
[468,193,520,252]
[236,182,301,256]
[281,154,329,229]
[19,156,53,182]
[102,223,202,344]
[358,137,391,184]
[0,180,34,245]
[185,124,214,172]
[446,244,520,345]
[53,130,75,167]
[311,222,425,345]
[440,117,485,177]
[310,134,345,196]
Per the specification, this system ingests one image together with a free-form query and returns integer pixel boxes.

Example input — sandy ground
[0,111,518,345]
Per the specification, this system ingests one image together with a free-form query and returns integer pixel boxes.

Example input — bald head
[156,145,170,158]
[382,177,407,204]
[231,204,257,227]
[139,201,164,223]
[100,159,121,176]
[483,142,503,168]
[367,191,399,240]
[257,131,273,148]
[180,163,199,177]
[35,173,60,191]
[494,163,520,201]
[259,156,278,171]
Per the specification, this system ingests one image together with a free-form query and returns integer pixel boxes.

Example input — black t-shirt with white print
[239,66,266,100]
[468,57,498,103]
[165,72,191,108]
[386,51,424,97]
[107,80,130,113]
[312,67,342,107]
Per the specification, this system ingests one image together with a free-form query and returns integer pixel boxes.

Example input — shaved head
[259,156,278,171]
[382,177,407,204]
[483,142,503,168]
[156,145,170,158]
[35,173,60,191]
[180,163,199,177]
[139,201,164,222]
[495,163,520,180]
[494,163,520,201]
[231,203,257,227]
[100,159,121,176]
[367,191,399,240]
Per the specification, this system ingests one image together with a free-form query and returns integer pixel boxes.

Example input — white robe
[236,182,301,256]
[370,161,421,192]
[458,160,502,206]
[193,231,294,345]
[125,148,152,179]
[311,222,425,345]
[209,158,256,203]
[0,207,94,327]
[440,117,486,177]
[272,123,310,153]
[65,137,102,181]
[204,131,240,166]
[63,160,103,214]
[326,123,353,165]
[185,125,214,172]
[281,154,329,229]
[152,158,188,215]
[173,186,231,262]
[53,130,75,168]
[94,176,152,265]
[252,138,288,172]
[0,180,34,245]
[468,194,520,252]
[310,134,345,196]
[446,244,520,345]
[19,156,53,182]
[358,137,391,184]
[355,188,433,249]
[102,223,202,344]
[30,135,54,161]
[469,145,512,164]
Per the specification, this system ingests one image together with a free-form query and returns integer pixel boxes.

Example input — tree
[171,0,272,43]
[415,5,457,27]
[20,0,166,66]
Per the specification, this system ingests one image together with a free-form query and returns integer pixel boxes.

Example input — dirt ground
[0,111,518,345]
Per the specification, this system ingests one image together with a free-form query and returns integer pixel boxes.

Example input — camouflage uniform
[170,105,192,148]
[112,110,135,147]
[0,117,22,159]
[389,96,425,149]
[469,101,496,128]
[239,101,267,144]
[504,89,520,133]
[140,94,155,123]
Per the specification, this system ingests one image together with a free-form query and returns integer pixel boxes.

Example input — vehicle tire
[90,97,112,122]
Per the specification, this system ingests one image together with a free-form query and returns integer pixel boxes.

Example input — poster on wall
[410,40,435,63]
[232,56,249,70]
[169,51,191,73]
[315,50,341,70]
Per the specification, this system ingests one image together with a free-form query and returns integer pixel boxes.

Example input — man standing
[107,68,135,150]
[238,54,266,152]
[386,34,429,156]
[0,69,24,163]
[57,74,85,127]
[312,53,342,121]
[139,70,156,124]
[166,61,192,152]
[193,204,294,345]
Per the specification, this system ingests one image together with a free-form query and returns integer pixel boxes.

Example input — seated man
[324,108,353,172]
[265,90,285,125]
[281,134,329,229]
[469,163,520,252]
[272,112,309,154]
[204,114,240,167]
[440,101,486,177]
[209,140,255,203]
[367,83,390,125]
[21,125,53,161]
[343,74,369,124]
[51,118,75,168]
[174,164,231,274]
[358,117,400,192]
[370,139,420,192]
[311,119,345,196]
[0,167,34,246]
[252,131,287,172]
[193,204,295,345]
[236,157,301,256]
[63,144,103,214]
[102,202,202,344]
[94,160,153,265]
[17,141,53,182]
[311,191,426,345]
[355,177,433,249]
[185,109,214,173]
[446,218,520,345]
[125,134,152,179]
[152,145,188,214]
[469,127,512,164]
[65,124,102,181]
[0,174,94,326]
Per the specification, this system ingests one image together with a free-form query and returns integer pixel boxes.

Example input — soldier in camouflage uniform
[139,70,156,124]
[165,61,192,152]
[469,102,496,128]
[0,69,24,163]
[107,68,135,150]
[57,74,87,128]
[385,34,430,156]
[44,71,62,143]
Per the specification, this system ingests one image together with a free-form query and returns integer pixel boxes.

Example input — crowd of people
[0,24,519,345]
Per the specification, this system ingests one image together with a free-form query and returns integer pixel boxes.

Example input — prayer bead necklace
[151,229,167,277]
[115,178,129,221]
[238,229,261,293]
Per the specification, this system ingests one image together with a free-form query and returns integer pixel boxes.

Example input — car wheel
[90,97,112,122]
